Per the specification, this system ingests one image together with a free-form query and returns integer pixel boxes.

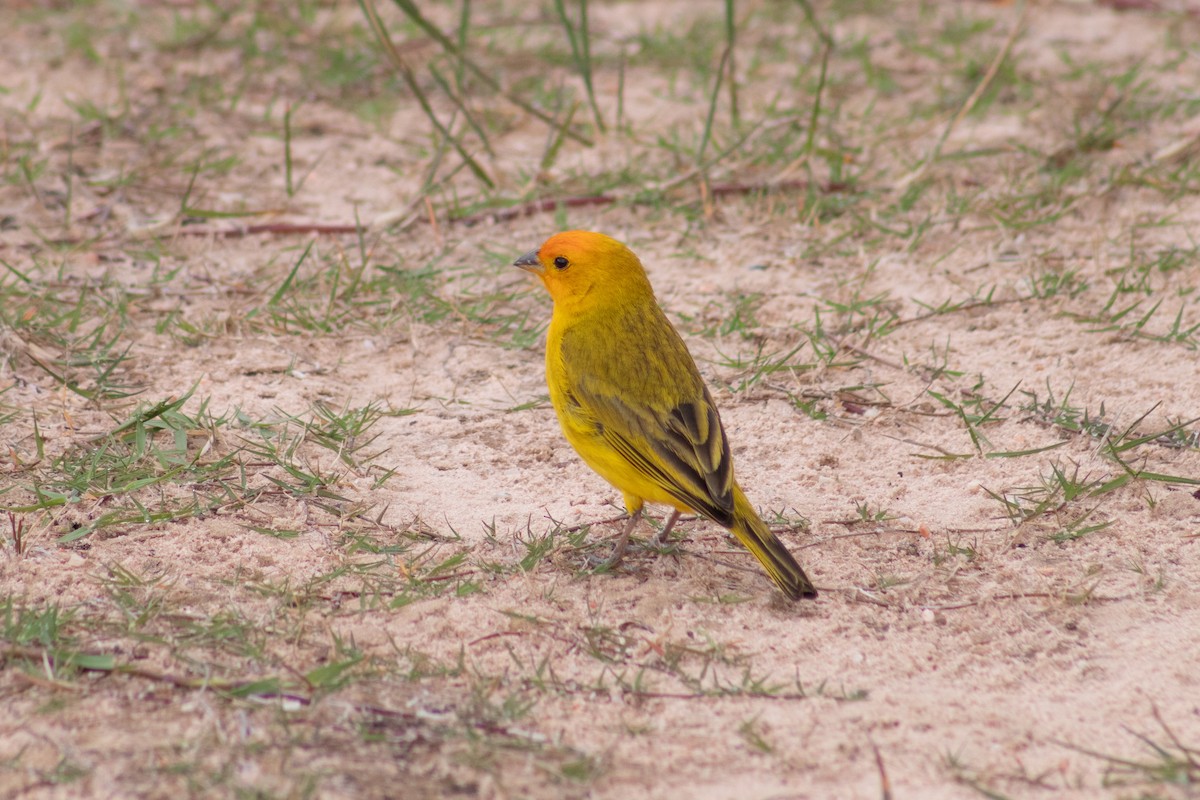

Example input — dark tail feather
[730,486,817,600]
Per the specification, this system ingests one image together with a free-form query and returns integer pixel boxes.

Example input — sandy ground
[2,1,1200,798]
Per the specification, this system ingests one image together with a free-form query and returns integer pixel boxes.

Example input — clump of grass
[1,389,408,544]
[985,460,1115,542]
[1058,707,1200,793]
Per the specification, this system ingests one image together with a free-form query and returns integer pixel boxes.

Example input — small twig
[853,588,892,607]
[14,669,82,692]
[467,630,530,646]
[712,179,847,198]
[7,511,27,555]
[43,179,851,246]
[817,528,922,541]
[826,336,907,371]
[873,433,969,458]
[424,196,441,246]
[559,511,631,533]
[1,644,292,692]
[872,739,894,800]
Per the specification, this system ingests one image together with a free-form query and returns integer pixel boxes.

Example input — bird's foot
[585,509,643,570]
[648,509,683,547]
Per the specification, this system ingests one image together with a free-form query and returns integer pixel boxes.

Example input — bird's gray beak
[513,249,543,274]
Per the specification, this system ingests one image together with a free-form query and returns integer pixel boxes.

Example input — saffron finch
[515,231,817,600]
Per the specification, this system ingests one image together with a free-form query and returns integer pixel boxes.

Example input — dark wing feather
[568,368,736,528]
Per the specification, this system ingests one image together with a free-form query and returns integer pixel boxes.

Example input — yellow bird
[515,231,816,599]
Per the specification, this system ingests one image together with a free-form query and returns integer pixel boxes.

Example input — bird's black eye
[553,256,569,270]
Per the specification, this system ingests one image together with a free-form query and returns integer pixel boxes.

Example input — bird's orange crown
[514,231,654,309]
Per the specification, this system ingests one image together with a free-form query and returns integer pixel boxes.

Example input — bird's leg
[603,507,644,568]
[650,509,682,547]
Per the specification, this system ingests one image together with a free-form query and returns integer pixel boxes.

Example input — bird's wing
[566,371,736,527]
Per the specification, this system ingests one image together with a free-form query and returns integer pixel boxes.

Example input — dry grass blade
[898,0,1030,188]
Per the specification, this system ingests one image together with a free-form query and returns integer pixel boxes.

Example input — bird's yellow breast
[545,311,694,512]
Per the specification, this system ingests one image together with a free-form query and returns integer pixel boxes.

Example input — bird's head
[514,230,654,310]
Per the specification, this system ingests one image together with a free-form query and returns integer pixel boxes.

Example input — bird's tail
[729,486,817,600]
